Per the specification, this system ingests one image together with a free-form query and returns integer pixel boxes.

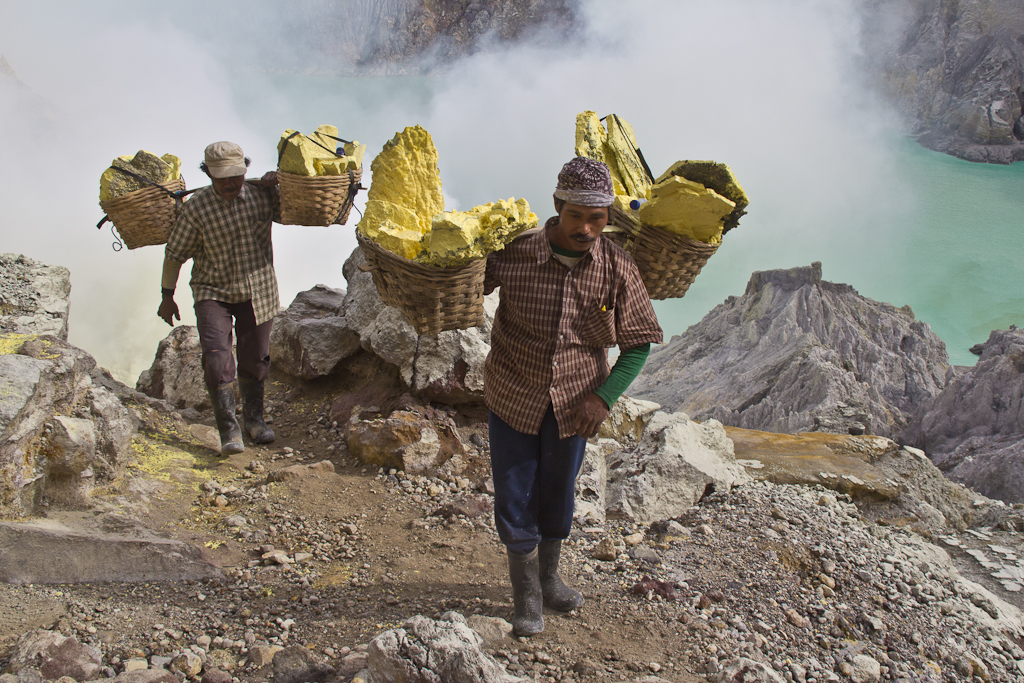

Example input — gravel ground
[2,381,1023,683]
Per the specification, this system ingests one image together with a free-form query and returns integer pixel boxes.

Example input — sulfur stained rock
[574,110,651,201]
[366,125,444,223]
[638,175,735,244]
[278,125,362,177]
[656,160,748,235]
[99,151,181,201]
[418,198,537,267]
[359,200,428,260]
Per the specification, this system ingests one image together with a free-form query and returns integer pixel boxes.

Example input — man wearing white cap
[158,141,279,456]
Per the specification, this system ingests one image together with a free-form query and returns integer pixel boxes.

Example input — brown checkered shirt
[166,183,280,325]
[484,218,663,437]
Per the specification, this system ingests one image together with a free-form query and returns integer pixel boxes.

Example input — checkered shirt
[484,218,663,437]
[166,183,280,325]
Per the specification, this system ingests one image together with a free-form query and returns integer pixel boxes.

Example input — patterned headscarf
[553,157,615,207]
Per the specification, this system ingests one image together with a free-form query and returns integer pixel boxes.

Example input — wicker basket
[98,178,186,250]
[356,231,486,335]
[605,205,719,300]
[278,168,362,226]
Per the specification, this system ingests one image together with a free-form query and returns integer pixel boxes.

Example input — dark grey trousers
[194,299,272,389]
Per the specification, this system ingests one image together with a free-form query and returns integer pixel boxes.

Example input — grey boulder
[269,284,360,379]
[135,325,208,410]
[366,614,524,683]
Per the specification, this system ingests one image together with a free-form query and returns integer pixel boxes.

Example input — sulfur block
[160,154,182,181]
[604,114,651,199]
[277,125,345,177]
[367,125,444,223]
[419,198,538,268]
[657,160,748,234]
[574,110,607,162]
[638,175,735,244]
[344,140,366,167]
[99,150,179,202]
[574,111,653,199]
[358,199,426,260]
[314,156,359,175]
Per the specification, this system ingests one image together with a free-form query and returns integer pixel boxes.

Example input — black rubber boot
[238,377,275,444]
[209,383,244,456]
[507,547,544,636]
[539,539,584,611]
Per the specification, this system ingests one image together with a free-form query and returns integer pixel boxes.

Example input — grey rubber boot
[539,539,584,611]
[209,383,244,456]
[507,547,544,636]
[238,377,275,444]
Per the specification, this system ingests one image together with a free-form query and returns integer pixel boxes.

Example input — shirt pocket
[577,302,617,348]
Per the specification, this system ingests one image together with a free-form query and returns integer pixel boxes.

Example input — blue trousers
[489,405,587,555]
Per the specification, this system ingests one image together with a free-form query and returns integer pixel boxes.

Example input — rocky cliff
[630,262,951,437]
[902,326,1024,502]
[280,0,576,74]
[861,0,1024,163]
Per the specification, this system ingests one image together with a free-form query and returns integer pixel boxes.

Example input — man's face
[211,174,245,202]
[549,200,609,252]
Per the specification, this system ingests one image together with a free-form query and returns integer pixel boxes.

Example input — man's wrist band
[161,287,175,297]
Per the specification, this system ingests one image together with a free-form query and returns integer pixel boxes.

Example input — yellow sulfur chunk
[574,111,651,199]
[99,150,180,202]
[604,114,651,199]
[657,160,749,235]
[367,125,444,224]
[277,125,345,176]
[639,175,735,244]
[344,140,366,167]
[160,154,182,181]
[358,199,427,260]
[419,198,538,268]
[574,110,606,163]
[314,156,359,175]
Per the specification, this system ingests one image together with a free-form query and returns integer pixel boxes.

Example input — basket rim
[355,229,487,275]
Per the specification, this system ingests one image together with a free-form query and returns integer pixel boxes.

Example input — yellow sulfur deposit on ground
[419,198,537,268]
[359,125,536,266]
[277,125,364,177]
[99,150,181,202]
[638,176,736,244]
[574,111,652,203]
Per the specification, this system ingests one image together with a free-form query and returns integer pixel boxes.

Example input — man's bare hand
[254,171,278,188]
[569,393,610,439]
[158,296,180,326]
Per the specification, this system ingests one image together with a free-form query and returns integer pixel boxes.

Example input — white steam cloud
[0,0,909,382]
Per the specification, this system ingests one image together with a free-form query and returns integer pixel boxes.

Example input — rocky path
[2,376,1024,683]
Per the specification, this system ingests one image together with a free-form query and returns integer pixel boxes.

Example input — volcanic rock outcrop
[902,326,1024,503]
[265,246,495,405]
[0,253,71,340]
[0,316,134,514]
[631,262,951,438]
[862,0,1024,163]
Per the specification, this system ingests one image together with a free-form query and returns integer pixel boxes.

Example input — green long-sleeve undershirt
[595,343,650,409]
